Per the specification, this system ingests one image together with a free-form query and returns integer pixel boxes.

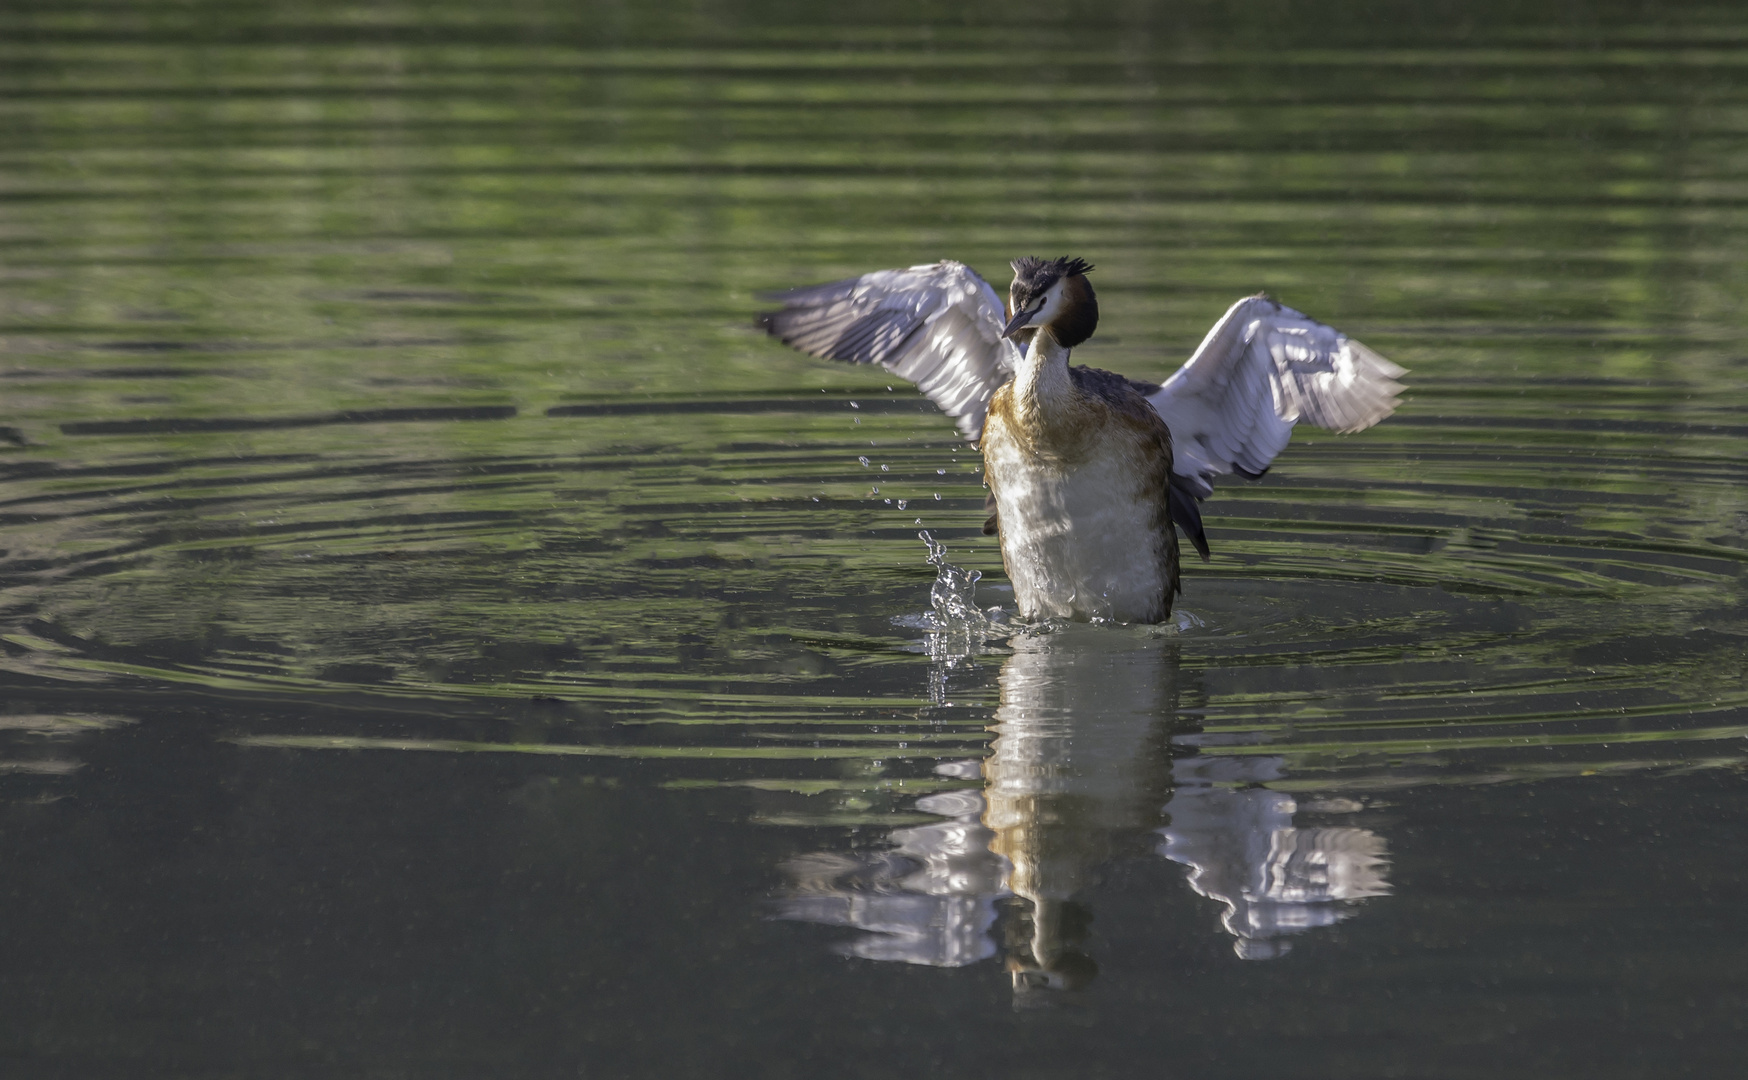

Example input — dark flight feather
[1168,476,1211,561]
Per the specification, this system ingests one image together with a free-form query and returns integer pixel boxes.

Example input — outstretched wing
[1148,295,1404,501]
[759,260,1020,441]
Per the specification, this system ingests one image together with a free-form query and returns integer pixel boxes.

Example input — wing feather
[760,261,1019,441]
[1148,296,1404,499]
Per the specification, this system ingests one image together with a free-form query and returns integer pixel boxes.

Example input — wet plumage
[761,258,1404,624]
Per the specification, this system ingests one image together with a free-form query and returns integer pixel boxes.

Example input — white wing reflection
[776,625,1391,988]
[777,786,1006,967]
[1161,751,1390,959]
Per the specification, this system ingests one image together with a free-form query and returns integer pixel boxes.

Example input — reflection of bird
[763,258,1404,623]
[773,624,1393,992]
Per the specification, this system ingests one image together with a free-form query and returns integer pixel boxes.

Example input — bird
[760,257,1404,625]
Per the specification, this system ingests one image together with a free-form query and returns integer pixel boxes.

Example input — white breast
[984,436,1170,623]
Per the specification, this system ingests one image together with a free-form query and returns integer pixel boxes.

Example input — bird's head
[1003,256,1098,348]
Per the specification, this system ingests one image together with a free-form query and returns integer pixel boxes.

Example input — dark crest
[1009,256,1098,348]
[1008,256,1095,304]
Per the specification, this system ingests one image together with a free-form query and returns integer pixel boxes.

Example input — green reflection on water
[0,0,1744,793]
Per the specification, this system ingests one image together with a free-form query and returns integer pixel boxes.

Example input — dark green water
[3,1,1748,1074]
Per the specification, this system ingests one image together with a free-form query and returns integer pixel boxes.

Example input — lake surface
[3,0,1747,1074]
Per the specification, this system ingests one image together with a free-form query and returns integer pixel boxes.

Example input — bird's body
[761,257,1403,625]
[982,340,1177,622]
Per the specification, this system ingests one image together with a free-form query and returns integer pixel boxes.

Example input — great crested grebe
[761,257,1404,624]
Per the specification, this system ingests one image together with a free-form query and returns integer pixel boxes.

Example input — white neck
[1012,329,1074,427]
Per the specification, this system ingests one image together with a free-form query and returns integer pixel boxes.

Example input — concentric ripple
[0,376,1741,803]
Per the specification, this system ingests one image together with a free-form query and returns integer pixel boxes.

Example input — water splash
[920,530,992,631]
[902,532,1014,697]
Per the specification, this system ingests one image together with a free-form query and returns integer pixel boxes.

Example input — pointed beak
[1001,308,1035,339]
